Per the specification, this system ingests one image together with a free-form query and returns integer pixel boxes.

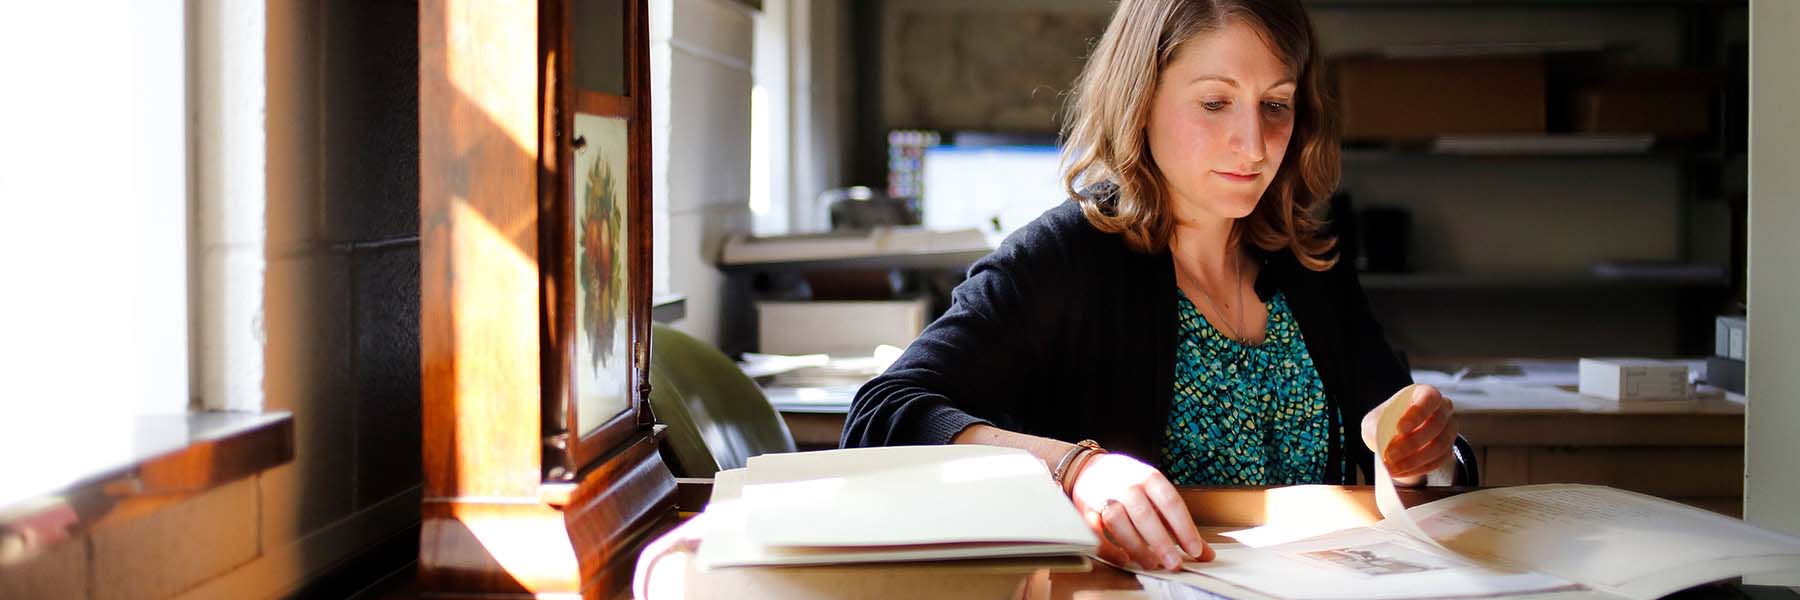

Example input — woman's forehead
[1165,19,1298,90]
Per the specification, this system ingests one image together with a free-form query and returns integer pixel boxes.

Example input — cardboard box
[1578,358,1690,401]
[1333,55,1546,141]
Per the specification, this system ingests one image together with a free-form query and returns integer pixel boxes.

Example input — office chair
[1452,434,1480,487]
[648,323,797,478]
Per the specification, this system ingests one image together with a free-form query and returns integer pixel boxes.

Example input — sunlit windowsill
[0,411,292,563]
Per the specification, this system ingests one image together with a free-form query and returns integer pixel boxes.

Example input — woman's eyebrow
[1188,74,1298,91]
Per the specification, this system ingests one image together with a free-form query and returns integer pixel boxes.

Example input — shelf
[1304,0,1742,7]
[1340,136,1731,162]
[1360,270,1729,290]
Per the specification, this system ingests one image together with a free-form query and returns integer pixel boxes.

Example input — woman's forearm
[950,423,1081,474]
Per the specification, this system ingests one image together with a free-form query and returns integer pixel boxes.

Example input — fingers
[1071,453,1216,571]
[1384,389,1452,457]
[1144,477,1209,560]
[1098,500,1161,570]
[1388,401,1453,460]
[1393,419,1458,477]
[1122,494,1186,570]
[1396,386,1449,435]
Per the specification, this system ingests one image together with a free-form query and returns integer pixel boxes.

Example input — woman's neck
[1169,213,1240,281]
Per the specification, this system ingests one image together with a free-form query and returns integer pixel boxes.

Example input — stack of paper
[695,445,1099,569]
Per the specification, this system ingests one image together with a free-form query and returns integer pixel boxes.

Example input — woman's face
[1146,19,1297,227]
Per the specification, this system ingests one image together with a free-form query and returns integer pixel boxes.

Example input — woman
[841,0,1458,573]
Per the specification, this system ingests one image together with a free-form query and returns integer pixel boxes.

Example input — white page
[1372,389,1452,554]
[1398,484,1800,599]
[1176,532,1579,600]
[698,468,1093,569]
[739,445,1097,549]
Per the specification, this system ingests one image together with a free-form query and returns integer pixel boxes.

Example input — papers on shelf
[718,226,995,266]
[695,445,1098,569]
[743,348,900,413]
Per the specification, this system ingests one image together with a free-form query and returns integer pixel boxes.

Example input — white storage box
[757,298,930,357]
[1577,358,1690,401]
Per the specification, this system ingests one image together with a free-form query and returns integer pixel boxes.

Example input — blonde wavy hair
[1060,0,1340,271]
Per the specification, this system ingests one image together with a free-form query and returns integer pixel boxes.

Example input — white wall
[1745,0,1800,584]
[191,0,268,412]
[788,0,854,234]
[651,0,758,344]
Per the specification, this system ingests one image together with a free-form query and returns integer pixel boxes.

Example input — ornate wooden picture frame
[544,0,656,477]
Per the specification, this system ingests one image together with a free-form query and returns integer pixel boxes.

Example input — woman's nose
[1228,112,1267,164]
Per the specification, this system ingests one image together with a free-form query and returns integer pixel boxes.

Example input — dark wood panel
[1524,446,1744,497]
[566,434,679,600]
[574,90,634,118]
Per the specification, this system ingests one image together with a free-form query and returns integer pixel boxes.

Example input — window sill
[0,411,293,565]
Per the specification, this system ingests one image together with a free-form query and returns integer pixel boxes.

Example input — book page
[740,445,1097,549]
[1371,389,1452,554]
[1401,484,1800,599]
[1175,533,1580,600]
[696,468,1096,568]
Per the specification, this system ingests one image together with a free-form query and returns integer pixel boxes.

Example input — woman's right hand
[1068,452,1213,571]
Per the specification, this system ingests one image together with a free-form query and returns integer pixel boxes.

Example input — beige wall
[1745,0,1800,585]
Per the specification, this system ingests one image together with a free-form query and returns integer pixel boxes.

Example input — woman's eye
[1202,100,1228,111]
[1263,101,1292,114]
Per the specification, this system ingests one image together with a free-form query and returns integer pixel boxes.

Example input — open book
[696,445,1099,568]
[1151,391,1800,600]
[1156,484,1800,600]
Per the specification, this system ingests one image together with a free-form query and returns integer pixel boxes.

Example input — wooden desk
[652,482,1469,600]
[1457,391,1744,517]
[777,389,1747,515]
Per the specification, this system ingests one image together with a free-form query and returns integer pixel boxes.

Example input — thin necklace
[1190,252,1246,344]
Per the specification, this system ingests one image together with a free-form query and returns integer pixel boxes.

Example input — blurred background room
[5,0,1797,598]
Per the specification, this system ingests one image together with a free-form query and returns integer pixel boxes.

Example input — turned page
[1394,484,1800,599]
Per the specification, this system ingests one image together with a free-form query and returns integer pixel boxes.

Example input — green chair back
[649,323,796,477]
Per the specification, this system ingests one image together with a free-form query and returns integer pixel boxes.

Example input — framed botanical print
[570,114,632,439]
[546,0,656,476]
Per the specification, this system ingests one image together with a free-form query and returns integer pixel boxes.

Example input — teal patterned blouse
[1160,290,1340,485]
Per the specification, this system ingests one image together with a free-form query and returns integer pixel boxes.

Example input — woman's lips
[1214,170,1259,183]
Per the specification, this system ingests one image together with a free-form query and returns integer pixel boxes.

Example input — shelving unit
[1305,0,1746,357]
[1360,270,1728,291]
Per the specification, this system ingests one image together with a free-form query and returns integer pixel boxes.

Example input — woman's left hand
[1360,384,1457,484]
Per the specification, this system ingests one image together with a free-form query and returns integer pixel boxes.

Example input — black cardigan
[840,200,1413,484]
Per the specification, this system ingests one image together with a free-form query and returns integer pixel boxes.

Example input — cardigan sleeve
[1330,258,1415,483]
[839,215,1072,448]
